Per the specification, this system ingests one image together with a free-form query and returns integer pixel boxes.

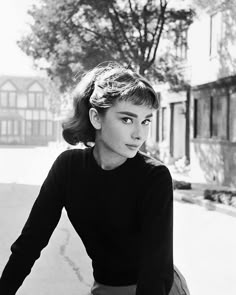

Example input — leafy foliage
[18,0,195,92]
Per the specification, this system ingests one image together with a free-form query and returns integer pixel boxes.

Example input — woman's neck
[93,145,127,170]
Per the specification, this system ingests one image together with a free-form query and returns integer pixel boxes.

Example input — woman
[0,62,188,295]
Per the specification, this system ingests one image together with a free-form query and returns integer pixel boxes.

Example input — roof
[0,75,52,94]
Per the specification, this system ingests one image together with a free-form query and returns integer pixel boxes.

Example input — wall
[190,139,236,187]
[188,5,236,86]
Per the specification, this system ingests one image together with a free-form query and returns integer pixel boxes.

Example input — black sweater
[0,147,173,295]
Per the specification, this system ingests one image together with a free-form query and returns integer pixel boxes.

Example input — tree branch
[106,8,132,64]
[110,3,139,60]
[143,4,148,48]
[146,0,167,66]
[128,0,144,58]
[149,2,167,65]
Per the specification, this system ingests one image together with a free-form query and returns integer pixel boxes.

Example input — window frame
[193,87,232,142]
[229,91,236,142]
[193,96,211,139]
[0,119,20,136]
[28,92,45,109]
[211,93,228,140]
[0,91,17,108]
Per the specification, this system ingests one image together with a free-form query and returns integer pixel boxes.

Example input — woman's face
[95,99,154,160]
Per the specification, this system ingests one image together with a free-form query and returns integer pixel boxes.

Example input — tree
[19,0,195,92]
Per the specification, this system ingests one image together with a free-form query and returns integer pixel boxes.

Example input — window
[230,92,236,142]
[36,93,44,108]
[26,120,39,136]
[0,92,8,107]
[193,89,229,140]
[161,107,168,141]
[28,92,44,109]
[13,120,19,135]
[211,95,227,139]
[176,29,188,60]
[39,121,46,136]
[28,93,35,108]
[1,121,7,135]
[194,96,211,138]
[25,120,50,136]
[210,12,222,57]
[47,121,53,136]
[32,121,39,136]
[0,91,17,107]
[174,19,188,60]
[9,92,17,107]
[26,121,32,136]
[0,120,20,136]
[8,121,13,135]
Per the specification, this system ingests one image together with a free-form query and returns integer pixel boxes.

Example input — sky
[0,0,193,78]
[0,0,42,76]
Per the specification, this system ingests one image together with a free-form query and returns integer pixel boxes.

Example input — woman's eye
[143,119,151,125]
[122,117,133,124]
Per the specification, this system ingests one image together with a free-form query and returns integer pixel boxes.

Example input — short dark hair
[62,62,159,146]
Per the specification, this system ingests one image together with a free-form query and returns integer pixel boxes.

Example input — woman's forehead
[111,100,153,115]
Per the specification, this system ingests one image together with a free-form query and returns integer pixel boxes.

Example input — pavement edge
[174,191,236,218]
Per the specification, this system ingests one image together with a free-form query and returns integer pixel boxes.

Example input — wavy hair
[62,62,159,146]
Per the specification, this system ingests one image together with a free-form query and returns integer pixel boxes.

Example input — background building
[0,76,58,145]
[152,2,236,187]
[188,2,236,187]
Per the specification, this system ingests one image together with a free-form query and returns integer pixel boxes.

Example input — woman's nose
[131,125,142,140]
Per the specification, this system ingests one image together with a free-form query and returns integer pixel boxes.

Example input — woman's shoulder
[137,150,165,169]
[55,146,91,167]
[136,151,172,179]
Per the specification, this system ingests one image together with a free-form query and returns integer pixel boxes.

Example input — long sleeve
[136,165,173,295]
[0,152,68,295]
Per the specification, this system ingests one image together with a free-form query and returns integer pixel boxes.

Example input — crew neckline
[89,146,134,174]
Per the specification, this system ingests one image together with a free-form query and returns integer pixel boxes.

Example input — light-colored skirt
[90,265,190,295]
[91,282,136,295]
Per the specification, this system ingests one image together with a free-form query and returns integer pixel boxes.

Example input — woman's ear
[89,108,102,130]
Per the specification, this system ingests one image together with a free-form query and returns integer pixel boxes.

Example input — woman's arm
[0,151,69,295]
[137,165,173,295]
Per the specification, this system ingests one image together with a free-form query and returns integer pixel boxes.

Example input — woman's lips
[126,144,139,150]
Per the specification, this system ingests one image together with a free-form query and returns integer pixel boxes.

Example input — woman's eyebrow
[117,111,153,118]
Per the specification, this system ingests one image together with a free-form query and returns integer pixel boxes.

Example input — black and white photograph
[0,1,236,294]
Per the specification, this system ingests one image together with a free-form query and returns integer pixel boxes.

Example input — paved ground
[0,145,63,185]
[174,201,236,295]
[0,146,236,295]
[0,183,93,295]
